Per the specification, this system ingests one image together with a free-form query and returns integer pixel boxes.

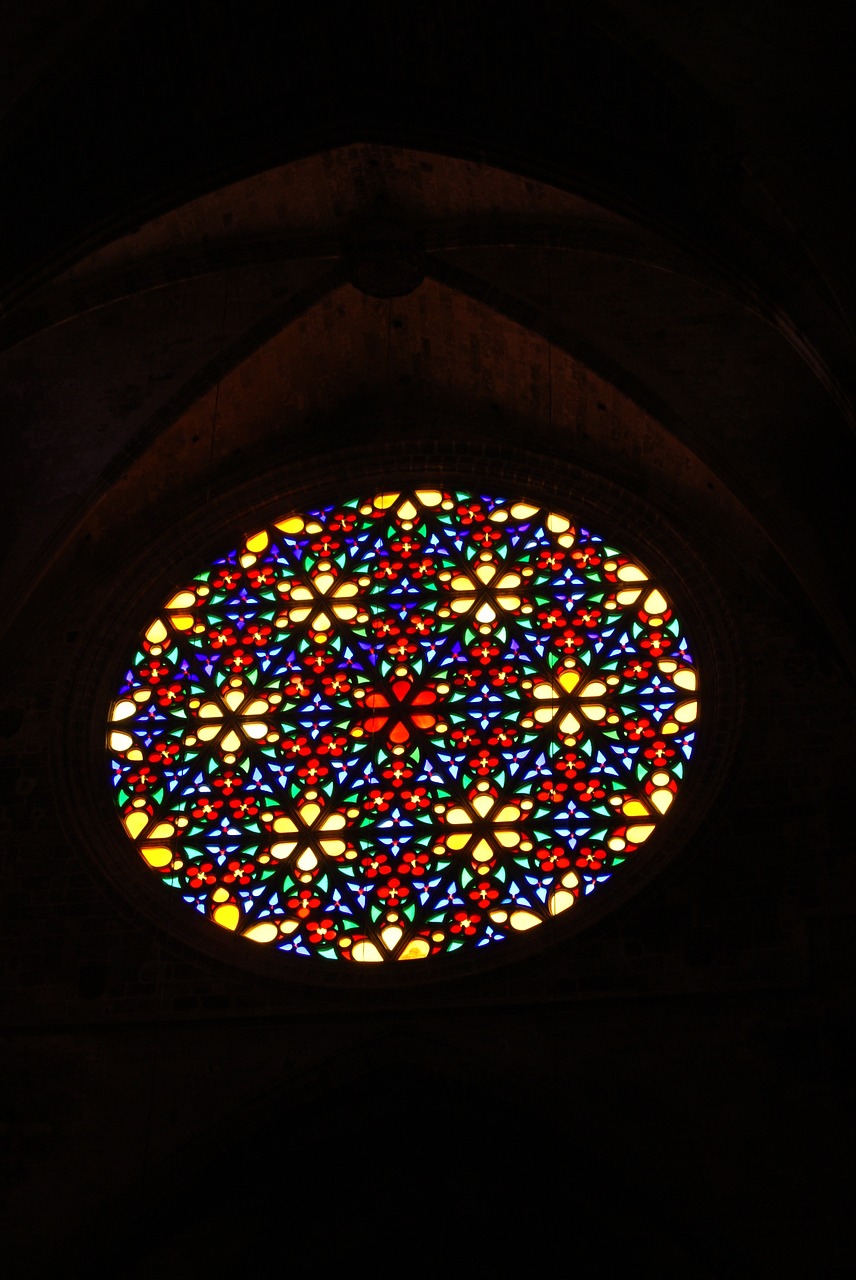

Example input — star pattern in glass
[108,489,698,962]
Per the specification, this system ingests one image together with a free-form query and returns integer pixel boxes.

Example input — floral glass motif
[108,490,698,962]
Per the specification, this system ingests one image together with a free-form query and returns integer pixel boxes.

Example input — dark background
[1,3,854,1273]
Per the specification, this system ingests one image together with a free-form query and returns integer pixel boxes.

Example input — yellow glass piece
[446,805,472,825]
[296,850,318,871]
[495,830,520,849]
[561,870,580,889]
[352,940,384,962]
[533,706,554,725]
[109,731,134,752]
[141,845,172,869]
[414,489,442,506]
[674,669,697,691]
[545,512,570,533]
[627,823,655,843]
[493,804,520,822]
[111,699,137,722]
[333,603,357,623]
[246,530,269,554]
[280,919,299,935]
[270,841,297,859]
[533,683,556,700]
[273,816,298,834]
[374,492,400,510]
[290,585,313,602]
[196,724,221,742]
[651,789,674,814]
[211,887,230,903]
[213,902,240,931]
[397,499,418,520]
[242,699,268,716]
[242,722,267,740]
[558,669,580,693]
[124,811,149,839]
[311,610,332,631]
[165,590,196,609]
[617,564,648,582]
[675,700,698,723]
[489,509,508,523]
[622,799,649,817]
[580,680,607,698]
[446,832,470,851]
[219,729,242,752]
[616,588,642,606]
[510,503,539,519]
[472,837,493,862]
[150,822,175,838]
[549,889,575,915]
[198,702,222,719]
[643,588,669,614]
[580,704,606,721]
[144,618,168,644]
[243,922,279,943]
[471,794,493,819]
[319,839,346,857]
[399,938,431,960]
[320,812,346,831]
[170,614,194,631]
[510,909,542,931]
[489,910,509,923]
[275,516,305,533]
[381,925,404,950]
[300,802,321,825]
[475,563,496,585]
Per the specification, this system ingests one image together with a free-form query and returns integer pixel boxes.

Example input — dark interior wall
[1,5,854,1274]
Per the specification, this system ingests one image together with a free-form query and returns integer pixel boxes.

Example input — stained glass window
[107,489,698,963]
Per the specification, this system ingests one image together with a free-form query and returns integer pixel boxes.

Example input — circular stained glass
[107,488,699,963]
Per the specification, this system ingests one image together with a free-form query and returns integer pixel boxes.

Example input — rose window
[107,488,699,963]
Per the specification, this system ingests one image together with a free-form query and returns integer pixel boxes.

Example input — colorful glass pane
[107,489,698,962]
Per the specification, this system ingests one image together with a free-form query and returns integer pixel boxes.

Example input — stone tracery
[108,487,698,962]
